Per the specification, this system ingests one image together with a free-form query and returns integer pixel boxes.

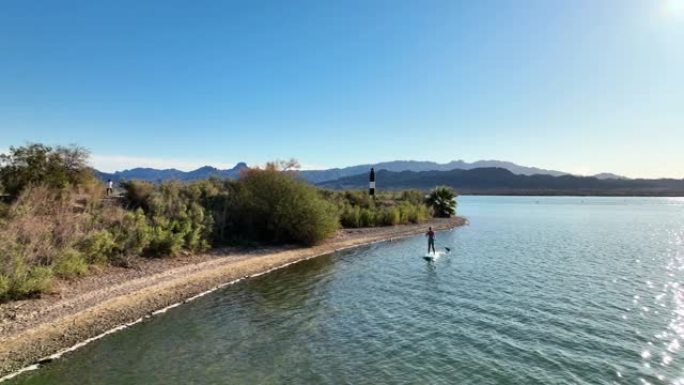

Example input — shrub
[145,217,187,257]
[235,166,339,245]
[400,190,426,205]
[0,143,94,197]
[0,275,9,299]
[121,181,213,257]
[340,206,361,228]
[378,207,401,226]
[426,186,457,217]
[201,180,243,244]
[15,266,53,298]
[0,254,53,301]
[0,183,145,300]
[53,249,89,279]
[325,189,431,228]
[107,209,153,265]
[359,208,375,227]
[78,230,116,265]
[119,180,155,211]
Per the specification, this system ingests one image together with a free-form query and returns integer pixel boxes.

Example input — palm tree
[426,186,457,217]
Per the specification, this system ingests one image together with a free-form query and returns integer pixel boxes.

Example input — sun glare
[663,0,684,18]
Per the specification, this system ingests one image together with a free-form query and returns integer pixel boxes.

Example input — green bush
[0,275,9,300]
[378,207,401,226]
[0,143,94,198]
[121,181,213,257]
[400,190,426,205]
[326,189,431,228]
[110,210,146,254]
[234,167,339,245]
[119,180,155,211]
[16,267,53,298]
[340,206,361,228]
[0,254,53,301]
[78,230,116,265]
[53,248,89,279]
[201,180,243,244]
[145,217,187,257]
[359,208,375,227]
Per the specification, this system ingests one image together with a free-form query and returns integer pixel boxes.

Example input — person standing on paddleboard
[426,227,436,254]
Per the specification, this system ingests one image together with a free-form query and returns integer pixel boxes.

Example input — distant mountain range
[96,159,626,184]
[298,160,570,183]
[318,168,684,196]
[94,160,683,196]
[97,163,248,182]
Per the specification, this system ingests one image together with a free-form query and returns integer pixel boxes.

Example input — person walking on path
[426,227,436,254]
[106,179,114,196]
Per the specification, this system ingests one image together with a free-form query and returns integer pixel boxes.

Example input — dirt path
[0,217,466,377]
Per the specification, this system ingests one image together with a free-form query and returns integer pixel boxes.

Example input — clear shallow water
[7,196,684,385]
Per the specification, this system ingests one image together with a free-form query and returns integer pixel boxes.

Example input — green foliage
[0,275,9,299]
[121,181,213,257]
[106,210,153,266]
[0,202,9,218]
[328,189,431,228]
[78,230,116,265]
[0,144,448,302]
[0,254,53,301]
[119,180,155,211]
[15,267,53,298]
[399,190,426,205]
[426,186,457,218]
[0,143,94,197]
[53,249,89,279]
[196,167,340,246]
[226,167,339,245]
[200,179,243,244]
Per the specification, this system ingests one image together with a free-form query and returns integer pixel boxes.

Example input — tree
[236,165,339,245]
[426,186,457,217]
[0,144,93,197]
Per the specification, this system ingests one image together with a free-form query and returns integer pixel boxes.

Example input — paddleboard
[423,251,443,261]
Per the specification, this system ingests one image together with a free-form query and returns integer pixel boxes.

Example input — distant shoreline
[456,192,684,197]
[0,217,466,379]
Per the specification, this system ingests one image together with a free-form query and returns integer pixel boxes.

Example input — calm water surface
[7,196,684,385]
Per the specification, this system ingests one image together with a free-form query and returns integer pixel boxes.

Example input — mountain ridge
[97,162,249,182]
[317,168,683,196]
[95,159,629,183]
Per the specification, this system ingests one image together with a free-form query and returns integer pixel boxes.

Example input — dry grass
[0,184,128,300]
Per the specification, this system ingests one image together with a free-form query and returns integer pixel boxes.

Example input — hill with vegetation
[0,144,453,302]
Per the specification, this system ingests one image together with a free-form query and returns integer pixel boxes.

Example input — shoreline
[0,216,466,378]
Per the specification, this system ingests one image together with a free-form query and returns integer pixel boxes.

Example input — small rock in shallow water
[36,357,53,365]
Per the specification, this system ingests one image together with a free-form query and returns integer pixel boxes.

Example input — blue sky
[1,0,683,177]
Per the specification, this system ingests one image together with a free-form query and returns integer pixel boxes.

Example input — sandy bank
[0,217,465,378]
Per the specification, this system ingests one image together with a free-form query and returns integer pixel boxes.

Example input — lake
[6,196,684,384]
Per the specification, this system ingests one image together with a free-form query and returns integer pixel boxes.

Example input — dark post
[369,168,375,197]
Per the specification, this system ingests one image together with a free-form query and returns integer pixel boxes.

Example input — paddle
[436,241,451,252]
